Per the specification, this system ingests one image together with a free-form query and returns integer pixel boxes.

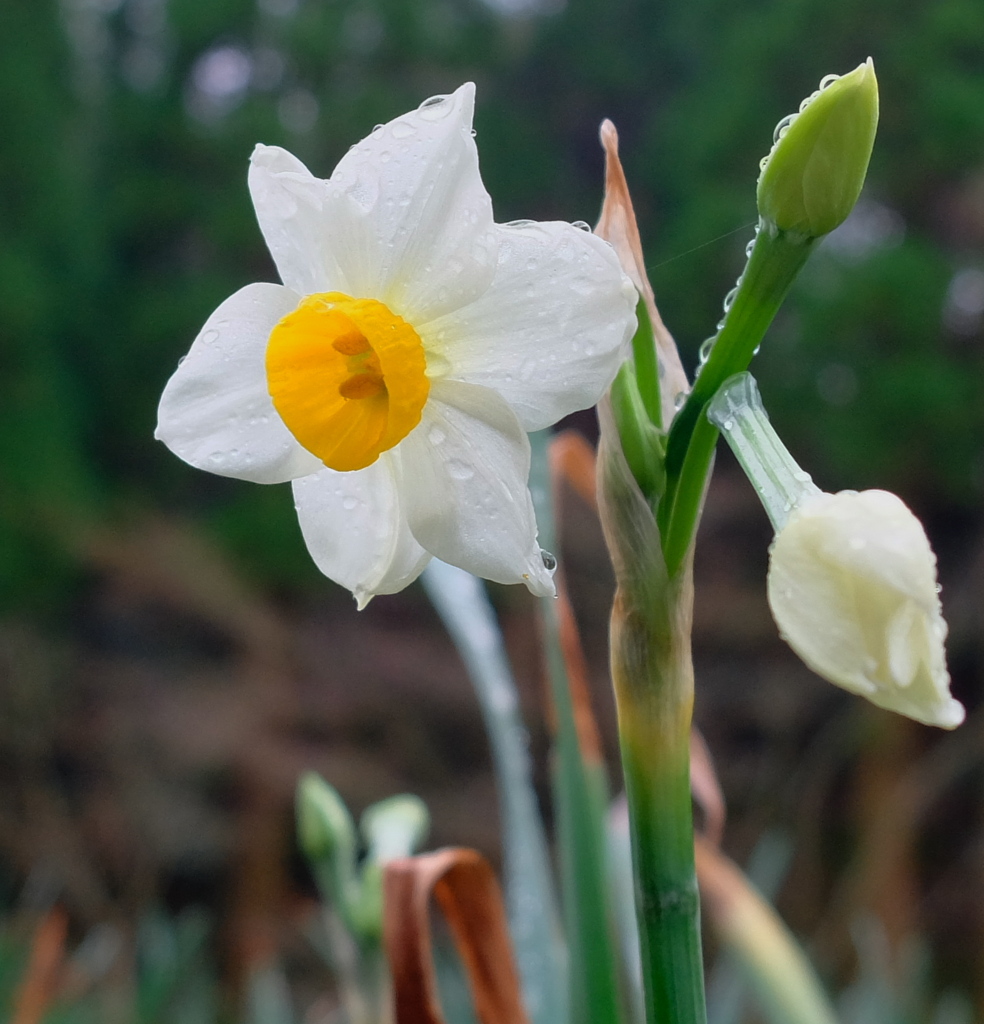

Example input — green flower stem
[611,575,705,1024]
[659,225,815,575]
[597,400,705,1024]
[706,372,820,532]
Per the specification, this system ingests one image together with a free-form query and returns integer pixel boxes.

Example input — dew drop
[428,427,446,446]
[201,329,219,345]
[773,113,796,144]
[698,337,715,363]
[571,220,591,232]
[722,419,733,431]
[504,219,536,228]
[418,95,452,120]
[540,549,557,571]
[391,120,414,139]
[447,459,474,481]
[674,391,687,411]
[342,495,358,511]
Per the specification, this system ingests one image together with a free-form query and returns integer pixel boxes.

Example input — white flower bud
[767,489,964,729]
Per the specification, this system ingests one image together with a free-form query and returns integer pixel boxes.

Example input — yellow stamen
[266,293,429,472]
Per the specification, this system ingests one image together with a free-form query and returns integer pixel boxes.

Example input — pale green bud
[296,771,357,866]
[757,59,879,238]
[361,794,429,862]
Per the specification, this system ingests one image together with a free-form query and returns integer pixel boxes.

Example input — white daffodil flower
[709,372,964,729]
[156,84,637,607]
[767,489,963,729]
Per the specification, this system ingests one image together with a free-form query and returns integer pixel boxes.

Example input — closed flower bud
[757,59,879,238]
[767,489,964,729]
[296,772,357,865]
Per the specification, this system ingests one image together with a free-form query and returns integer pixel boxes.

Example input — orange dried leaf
[384,848,530,1024]
[546,430,604,764]
[690,728,726,846]
[12,907,68,1024]
[595,120,689,426]
[548,430,598,514]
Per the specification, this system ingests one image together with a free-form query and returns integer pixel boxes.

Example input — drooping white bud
[768,489,963,729]
[708,373,963,729]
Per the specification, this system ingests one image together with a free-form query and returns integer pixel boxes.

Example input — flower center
[266,292,429,472]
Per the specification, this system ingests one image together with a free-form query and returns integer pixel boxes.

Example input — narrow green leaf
[529,430,627,1024]
[421,559,568,1024]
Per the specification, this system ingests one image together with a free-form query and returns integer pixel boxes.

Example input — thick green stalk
[597,401,705,1024]
[659,225,815,576]
[611,572,704,1024]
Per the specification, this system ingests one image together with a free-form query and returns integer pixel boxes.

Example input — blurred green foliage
[2,0,983,610]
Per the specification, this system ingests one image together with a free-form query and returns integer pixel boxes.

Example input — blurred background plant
[2,0,984,1020]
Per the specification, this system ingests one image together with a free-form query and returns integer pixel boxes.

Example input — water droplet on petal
[674,391,687,411]
[540,549,557,571]
[428,427,446,446]
[342,495,358,511]
[571,220,591,232]
[391,120,414,139]
[447,459,474,481]
[418,94,453,120]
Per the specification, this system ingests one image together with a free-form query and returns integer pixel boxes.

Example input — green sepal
[610,361,666,510]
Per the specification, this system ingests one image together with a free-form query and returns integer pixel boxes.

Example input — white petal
[397,380,555,596]
[767,489,964,729]
[323,83,498,324]
[156,283,323,484]
[425,220,638,430]
[248,145,349,296]
[292,457,431,608]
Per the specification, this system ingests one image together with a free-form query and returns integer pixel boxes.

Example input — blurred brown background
[2,0,984,1018]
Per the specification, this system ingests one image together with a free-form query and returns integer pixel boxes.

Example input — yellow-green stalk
[597,394,706,1024]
